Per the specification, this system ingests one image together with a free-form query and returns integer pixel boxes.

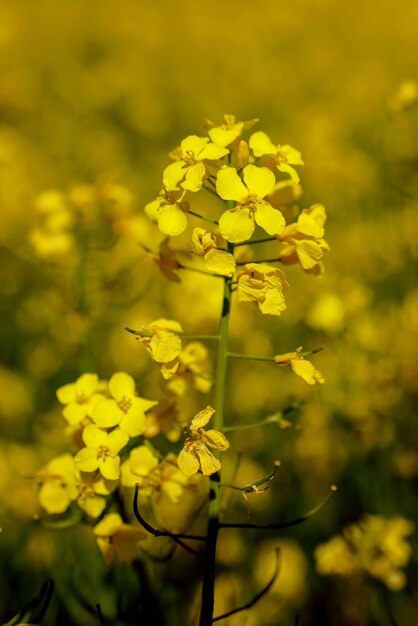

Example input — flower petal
[204,249,236,276]
[196,444,221,476]
[74,447,100,473]
[158,205,188,236]
[202,429,230,451]
[249,131,278,157]
[291,359,324,385]
[107,428,129,455]
[182,162,205,192]
[100,455,121,480]
[180,135,209,155]
[198,143,229,160]
[216,166,248,202]
[150,330,182,363]
[259,287,287,316]
[243,164,276,198]
[178,449,200,476]
[219,208,255,243]
[92,398,122,428]
[254,201,285,235]
[163,161,186,191]
[83,424,108,448]
[109,372,136,401]
[56,383,77,405]
[191,406,215,428]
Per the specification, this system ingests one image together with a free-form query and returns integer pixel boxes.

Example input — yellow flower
[163,135,229,193]
[135,319,183,379]
[93,513,147,564]
[217,165,285,243]
[56,373,103,426]
[29,189,75,257]
[191,227,236,277]
[165,341,213,397]
[144,400,183,442]
[37,454,78,514]
[279,204,329,274]
[178,406,229,476]
[237,263,289,316]
[249,131,304,184]
[74,425,128,480]
[206,114,258,148]
[92,372,157,437]
[145,187,189,236]
[76,474,117,518]
[120,445,160,489]
[389,80,418,113]
[274,348,325,385]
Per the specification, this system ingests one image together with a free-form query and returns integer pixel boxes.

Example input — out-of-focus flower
[165,341,213,396]
[133,319,183,379]
[92,372,157,437]
[145,187,189,236]
[275,347,325,385]
[93,513,147,564]
[389,80,418,113]
[237,262,289,316]
[37,454,78,514]
[29,189,74,257]
[76,473,117,518]
[121,445,159,489]
[74,425,128,480]
[278,204,329,274]
[56,373,103,426]
[191,227,235,277]
[206,114,258,147]
[163,135,228,192]
[178,406,229,476]
[144,400,184,442]
[147,239,181,282]
[315,515,415,591]
[249,131,304,183]
[217,165,285,243]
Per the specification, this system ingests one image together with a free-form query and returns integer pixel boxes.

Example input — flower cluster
[315,515,414,591]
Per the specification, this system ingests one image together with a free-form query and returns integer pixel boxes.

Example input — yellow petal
[39,484,72,514]
[129,446,159,475]
[237,274,265,303]
[180,135,209,156]
[202,429,230,451]
[278,144,304,165]
[74,447,100,473]
[182,162,205,192]
[196,444,221,476]
[107,428,129,455]
[63,403,89,425]
[243,164,276,198]
[209,125,242,147]
[119,410,147,438]
[120,459,138,487]
[259,287,287,316]
[216,166,248,202]
[276,162,300,184]
[77,373,100,397]
[163,161,186,190]
[295,240,324,270]
[100,455,121,480]
[291,359,324,385]
[109,372,136,401]
[160,359,180,379]
[254,201,285,235]
[249,131,278,157]
[191,406,215,428]
[79,495,106,518]
[144,198,162,222]
[297,204,326,237]
[178,449,200,476]
[204,249,236,276]
[92,398,122,428]
[219,208,255,243]
[150,330,182,363]
[94,512,123,537]
[83,424,108,448]
[158,205,188,236]
[56,383,77,405]
[199,142,229,160]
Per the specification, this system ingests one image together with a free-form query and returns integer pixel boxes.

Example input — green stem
[178,264,223,277]
[227,352,275,362]
[188,210,219,225]
[199,241,234,626]
[234,235,277,247]
[181,334,220,341]
[236,257,281,266]
[222,417,281,432]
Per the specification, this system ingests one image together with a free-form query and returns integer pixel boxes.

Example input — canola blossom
[178,406,229,476]
[249,131,304,184]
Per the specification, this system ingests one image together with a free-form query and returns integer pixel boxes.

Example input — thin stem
[236,257,281,266]
[199,241,234,626]
[181,334,220,341]
[219,486,337,530]
[234,236,277,247]
[227,352,275,362]
[202,184,219,199]
[188,210,218,225]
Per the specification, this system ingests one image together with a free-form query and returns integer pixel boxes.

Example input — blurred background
[0,0,417,624]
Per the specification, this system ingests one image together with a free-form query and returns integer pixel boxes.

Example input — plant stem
[188,210,219,225]
[178,264,223,277]
[199,242,234,626]
[227,352,275,362]
[233,235,277,247]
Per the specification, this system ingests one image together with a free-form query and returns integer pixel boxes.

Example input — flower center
[183,150,197,166]
[118,396,132,413]
[97,446,110,460]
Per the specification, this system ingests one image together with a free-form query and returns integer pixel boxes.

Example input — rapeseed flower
[237,263,289,316]
[279,204,329,274]
[163,135,228,193]
[216,165,285,243]
[275,348,325,385]
[165,341,213,396]
[145,187,189,236]
[191,227,236,277]
[178,406,229,476]
[93,513,146,564]
[74,425,128,480]
[206,114,258,148]
[135,319,183,379]
[92,372,157,437]
[37,454,78,514]
[249,131,304,184]
[56,373,103,426]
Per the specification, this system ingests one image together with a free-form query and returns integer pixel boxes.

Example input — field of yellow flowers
[1,1,417,625]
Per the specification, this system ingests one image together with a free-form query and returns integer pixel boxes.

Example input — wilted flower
[178,406,229,476]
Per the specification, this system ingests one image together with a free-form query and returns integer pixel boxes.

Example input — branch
[212,547,280,622]
[188,210,219,225]
[148,497,201,557]
[219,486,337,530]
[133,485,207,541]
[233,236,277,247]
[96,603,108,626]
